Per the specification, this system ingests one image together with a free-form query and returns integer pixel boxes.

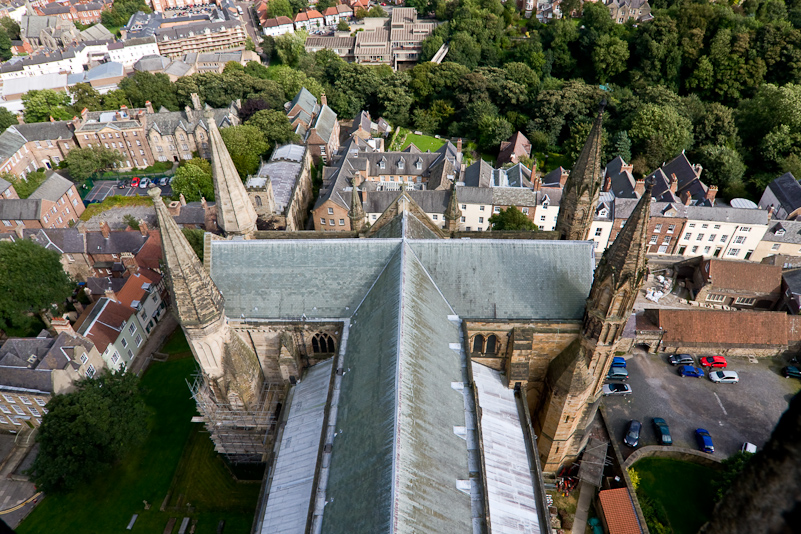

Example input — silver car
[709,370,739,383]
[602,383,632,396]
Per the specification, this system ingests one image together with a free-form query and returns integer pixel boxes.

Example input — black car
[669,353,694,366]
[624,420,642,448]
[117,180,128,189]
[652,417,672,446]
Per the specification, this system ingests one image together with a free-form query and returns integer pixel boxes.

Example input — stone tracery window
[311,333,336,354]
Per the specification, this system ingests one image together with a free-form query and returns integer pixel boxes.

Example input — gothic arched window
[255,195,262,207]
[312,333,336,354]
[485,334,498,354]
[472,335,485,353]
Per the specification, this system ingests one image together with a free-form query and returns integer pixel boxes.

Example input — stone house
[0,326,106,430]
[677,257,783,309]
[497,131,532,166]
[75,296,147,373]
[245,144,313,231]
[607,199,688,255]
[73,106,155,169]
[605,0,652,23]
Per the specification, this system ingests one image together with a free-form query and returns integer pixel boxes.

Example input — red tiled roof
[651,308,791,346]
[135,230,162,271]
[295,12,308,21]
[498,131,532,164]
[599,488,643,534]
[306,9,323,18]
[324,6,338,15]
[116,269,162,309]
[704,259,782,294]
[80,299,135,353]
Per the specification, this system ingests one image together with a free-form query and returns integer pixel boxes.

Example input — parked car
[709,370,739,384]
[607,365,629,381]
[783,365,801,379]
[131,176,140,188]
[652,418,672,446]
[678,365,704,378]
[668,353,694,366]
[623,420,641,448]
[117,180,128,189]
[700,355,727,368]
[741,442,757,454]
[159,176,169,186]
[602,383,632,396]
[612,356,626,368]
[138,178,149,189]
[696,428,715,453]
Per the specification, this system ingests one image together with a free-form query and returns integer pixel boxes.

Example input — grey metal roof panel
[209,239,400,319]
[27,172,73,201]
[408,240,594,320]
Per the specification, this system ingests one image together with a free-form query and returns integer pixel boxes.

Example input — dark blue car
[678,365,704,378]
[696,428,714,453]
[612,356,626,368]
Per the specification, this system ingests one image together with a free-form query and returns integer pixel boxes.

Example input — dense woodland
[17,0,801,200]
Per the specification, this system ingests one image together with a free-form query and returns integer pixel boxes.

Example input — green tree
[711,451,754,502]
[172,161,214,202]
[22,90,73,123]
[0,17,20,39]
[564,121,608,166]
[29,370,148,493]
[274,30,308,67]
[289,0,308,14]
[219,125,268,179]
[245,109,300,149]
[488,206,537,231]
[123,214,140,230]
[628,104,694,169]
[592,34,629,83]
[245,37,256,51]
[337,19,350,31]
[182,228,205,261]
[612,131,632,162]
[102,0,150,28]
[119,71,177,111]
[0,28,12,61]
[101,89,129,110]
[63,145,124,181]
[367,5,387,16]
[10,170,47,198]
[693,144,746,188]
[70,83,104,112]
[0,240,73,333]
[0,107,18,131]
[477,115,513,151]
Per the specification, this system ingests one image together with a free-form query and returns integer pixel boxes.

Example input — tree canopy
[0,240,73,334]
[219,125,269,179]
[488,206,537,231]
[22,90,73,123]
[63,146,124,181]
[171,158,214,202]
[29,370,148,493]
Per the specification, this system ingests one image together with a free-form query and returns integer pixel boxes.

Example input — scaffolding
[188,372,284,463]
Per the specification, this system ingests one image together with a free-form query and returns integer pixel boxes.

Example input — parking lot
[602,349,801,460]
[84,180,172,204]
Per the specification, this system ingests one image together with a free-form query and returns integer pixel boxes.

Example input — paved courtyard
[84,181,172,204]
[602,349,801,460]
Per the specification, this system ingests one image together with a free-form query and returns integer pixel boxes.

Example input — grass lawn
[17,330,259,534]
[632,457,719,534]
[80,195,153,221]
[534,151,572,174]
[402,132,446,152]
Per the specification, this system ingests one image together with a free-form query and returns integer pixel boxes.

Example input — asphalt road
[602,349,801,460]
[84,181,172,204]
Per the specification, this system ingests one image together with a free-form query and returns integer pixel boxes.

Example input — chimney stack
[121,252,139,275]
[768,204,775,219]
[634,179,645,197]
[681,189,692,206]
[14,223,24,239]
[705,185,718,203]
[167,201,181,216]
[179,193,187,206]
[603,173,612,192]
[202,197,217,231]
[51,317,75,336]
[456,137,462,154]
[320,92,327,107]
[138,220,148,236]
[190,93,202,111]
[559,169,569,187]
[145,101,154,114]
[669,174,678,194]
[99,220,110,238]
[105,288,117,302]
[532,176,541,192]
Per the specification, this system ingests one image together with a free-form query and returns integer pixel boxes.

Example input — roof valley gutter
[310,318,349,534]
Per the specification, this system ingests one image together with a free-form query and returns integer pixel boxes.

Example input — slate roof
[0,128,27,160]
[86,276,127,296]
[134,54,171,72]
[287,87,319,120]
[462,159,493,188]
[684,205,768,225]
[86,230,149,255]
[363,189,450,214]
[25,227,86,253]
[492,187,538,207]
[763,220,801,243]
[0,176,12,196]
[702,260,781,294]
[496,163,532,188]
[209,238,593,321]
[0,199,42,220]
[605,156,637,198]
[27,172,73,201]
[311,104,337,144]
[12,122,74,142]
[541,166,568,187]
[765,172,801,216]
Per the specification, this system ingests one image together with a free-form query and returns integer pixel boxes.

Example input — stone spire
[555,103,606,241]
[148,187,224,329]
[444,181,462,233]
[206,111,258,236]
[348,180,366,233]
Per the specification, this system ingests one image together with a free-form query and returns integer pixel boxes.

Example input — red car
[700,356,727,368]
[130,176,140,188]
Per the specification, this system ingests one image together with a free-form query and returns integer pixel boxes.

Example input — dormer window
[415,158,422,170]
[598,208,608,218]
[397,159,405,170]
[379,158,386,170]
[775,226,786,236]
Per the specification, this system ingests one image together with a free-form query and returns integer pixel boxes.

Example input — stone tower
[444,181,462,233]
[150,188,265,455]
[555,104,605,241]
[348,180,366,233]
[537,180,652,473]
[206,110,258,237]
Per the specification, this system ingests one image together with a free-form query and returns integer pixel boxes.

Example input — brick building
[0,171,84,232]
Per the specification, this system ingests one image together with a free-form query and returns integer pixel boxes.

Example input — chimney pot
[681,189,692,206]
[51,317,75,336]
[634,179,645,197]
[100,220,110,238]
[139,220,148,236]
[320,92,327,107]
[179,193,187,206]
[705,185,718,202]
[145,101,154,114]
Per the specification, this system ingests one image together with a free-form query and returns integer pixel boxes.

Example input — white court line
[713,392,728,416]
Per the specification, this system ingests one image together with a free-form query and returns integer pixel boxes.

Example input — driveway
[602,349,801,460]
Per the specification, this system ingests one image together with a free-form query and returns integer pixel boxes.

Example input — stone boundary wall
[624,445,724,470]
